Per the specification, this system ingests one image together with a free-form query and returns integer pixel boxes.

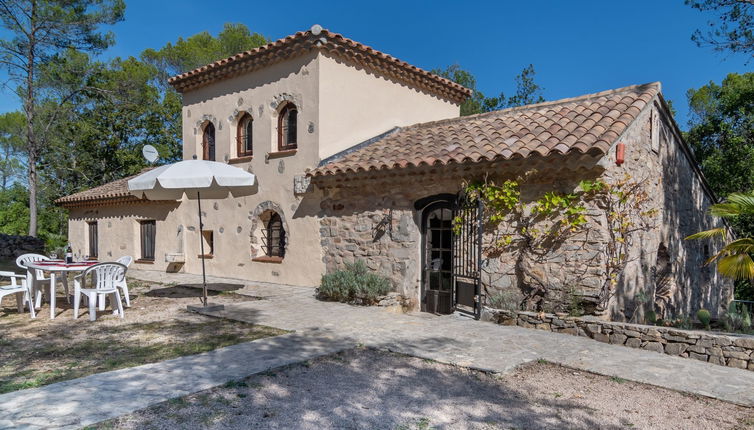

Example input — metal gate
[452,193,483,319]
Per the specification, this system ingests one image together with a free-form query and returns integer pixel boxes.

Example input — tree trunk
[26,0,38,237]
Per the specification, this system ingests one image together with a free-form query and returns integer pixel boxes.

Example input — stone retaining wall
[482,307,754,371]
[0,234,45,260]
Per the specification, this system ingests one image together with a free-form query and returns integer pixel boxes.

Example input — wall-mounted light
[615,142,625,166]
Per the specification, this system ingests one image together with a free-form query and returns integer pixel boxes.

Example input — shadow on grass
[0,309,277,394]
[146,284,248,299]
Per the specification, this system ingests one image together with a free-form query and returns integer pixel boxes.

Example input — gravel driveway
[96,348,754,430]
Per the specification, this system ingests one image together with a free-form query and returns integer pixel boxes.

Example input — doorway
[421,201,454,314]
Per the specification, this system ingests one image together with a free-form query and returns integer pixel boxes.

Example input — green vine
[461,172,656,314]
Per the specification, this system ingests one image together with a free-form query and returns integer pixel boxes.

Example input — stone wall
[483,307,754,370]
[314,95,731,319]
[0,234,45,260]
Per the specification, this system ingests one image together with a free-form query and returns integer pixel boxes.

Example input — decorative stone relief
[294,175,311,194]
[249,201,290,258]
[270,93,302,113]
[278,160,285,174]
[308,122,315,133]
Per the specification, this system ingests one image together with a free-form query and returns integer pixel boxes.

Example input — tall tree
[686,0,754,59]
[0,0,124,236]
[0,111,25,189]
[141,23,268,87]
[686,73,754,199]
[433,64,545,116]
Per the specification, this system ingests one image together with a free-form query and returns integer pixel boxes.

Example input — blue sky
[1,0,751,128]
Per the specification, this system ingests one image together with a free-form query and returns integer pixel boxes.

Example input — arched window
[202,122,216,161]
[277,103,297,151]
[264,212,286,258]
[236,113,253,157]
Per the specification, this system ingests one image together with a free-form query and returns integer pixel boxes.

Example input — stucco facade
[60,27,730,321]
[63,39,462,287]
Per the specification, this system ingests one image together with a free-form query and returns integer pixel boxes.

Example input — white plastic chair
[0,271,35,318]
[16,253,69,308]
[115,256,133,307]
[73,262,126,321]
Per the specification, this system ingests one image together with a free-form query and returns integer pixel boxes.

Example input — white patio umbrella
[128,160,256,309]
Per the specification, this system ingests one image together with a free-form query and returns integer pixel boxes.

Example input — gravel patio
[95,348,754,430]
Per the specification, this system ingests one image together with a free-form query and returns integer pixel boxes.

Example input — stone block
[610,334,627,345]
[708,355,725,366]
[689,352,708,362]
[586,324,602,335]
[625,338,642,348]
[727,358,748,369]
[722,350,750,360]
[733,338,754,349]
[642,342,664,353]
[624,330,642,338]
[536,323,551,331]
[707,347,723,357]
[695,338,716,348]
[686,344,706,354]
[664,343,687,356]
[560,327,578,336]
[715,337,732,347]
[663,333,694,344]
[593,333,610,343]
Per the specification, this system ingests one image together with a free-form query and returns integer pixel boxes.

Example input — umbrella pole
[197,191,208,307]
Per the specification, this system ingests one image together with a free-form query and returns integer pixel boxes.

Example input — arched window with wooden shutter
[236,113,253,157]
[277,103,297,151]
[202,122,216,161]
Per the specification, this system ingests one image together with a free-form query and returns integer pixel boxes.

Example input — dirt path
[96,348,754,430]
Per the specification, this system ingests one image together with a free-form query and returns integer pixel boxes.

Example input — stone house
[56,26,731,321]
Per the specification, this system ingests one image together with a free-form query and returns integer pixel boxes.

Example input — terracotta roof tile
[311,82,660,177]
[55,169,155,208]
[168,27,471,104]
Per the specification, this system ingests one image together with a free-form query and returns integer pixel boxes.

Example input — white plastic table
[26,260,98,319]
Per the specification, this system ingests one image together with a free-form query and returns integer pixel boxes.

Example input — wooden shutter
[265,213,285,258]
[140,220,156,260]
[88,222,98,258]
[203,123,216,161]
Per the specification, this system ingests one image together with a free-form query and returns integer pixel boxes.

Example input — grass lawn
[0,280,287,394]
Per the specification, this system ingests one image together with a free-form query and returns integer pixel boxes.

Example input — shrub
[487,288,521,311]
[644,310,657,325]
[317,260,391,305]
[696,308,711,330]
[723,302,753,333]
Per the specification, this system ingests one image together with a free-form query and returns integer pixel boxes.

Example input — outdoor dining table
[26,260,99,319]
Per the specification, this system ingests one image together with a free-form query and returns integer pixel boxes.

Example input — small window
[236,113,253,157]
[277,103,297,151]
[263,212,286,258]
[200,230,214,257]
[87,221,98,259]
[202,122,216,161]
[140,220,156,261]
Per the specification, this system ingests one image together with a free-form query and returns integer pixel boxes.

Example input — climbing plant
[460,172,657,314]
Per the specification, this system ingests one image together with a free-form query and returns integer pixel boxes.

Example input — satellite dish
[142,145,159,163]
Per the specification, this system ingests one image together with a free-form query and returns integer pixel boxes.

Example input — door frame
[418,195,456,314]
